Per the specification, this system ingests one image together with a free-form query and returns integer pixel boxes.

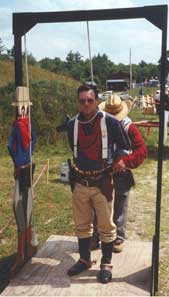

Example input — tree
[139,60,147,68]
[37,50,162,87]
[158,51,169,80]
[26,53,37,65]
[65,51,84,80]
[53,57,67,73]
[138,60,147,83]
[0,37,5,54]
[7,46,15,58]
[92,53,113,88]
[66,51,83,70]
[39,57,56,71]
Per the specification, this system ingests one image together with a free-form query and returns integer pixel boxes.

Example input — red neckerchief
[13,116,31,151]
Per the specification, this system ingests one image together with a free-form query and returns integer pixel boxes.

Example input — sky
[0,0,169,65]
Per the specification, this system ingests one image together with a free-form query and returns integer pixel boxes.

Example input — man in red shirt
[91,94,147,253]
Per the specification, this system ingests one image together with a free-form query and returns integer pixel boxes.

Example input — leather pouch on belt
[100,175,113,202]
[113,170,135,191]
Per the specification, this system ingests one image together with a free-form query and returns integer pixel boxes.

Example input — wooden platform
[1,235,152,296]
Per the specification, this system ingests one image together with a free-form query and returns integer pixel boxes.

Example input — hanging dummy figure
[8,86,38,275]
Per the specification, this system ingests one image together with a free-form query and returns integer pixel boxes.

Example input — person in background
[66,84,131,283]
[91,94,147,253]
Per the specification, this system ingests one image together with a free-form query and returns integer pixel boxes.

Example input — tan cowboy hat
[11,86,32,106]
[99,94,131,121]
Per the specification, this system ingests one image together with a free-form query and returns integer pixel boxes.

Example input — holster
[100,175,114,202]
[113,170,135,192]
[67,159,75,192]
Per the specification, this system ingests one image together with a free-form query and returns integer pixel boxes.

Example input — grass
[0,110,169,295]
[0,60,79,88]
[0,144,73,256]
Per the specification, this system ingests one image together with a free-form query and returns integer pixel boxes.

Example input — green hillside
[0,59,79,87]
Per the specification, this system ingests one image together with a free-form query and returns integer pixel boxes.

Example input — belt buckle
[83,179,89,187]
[85,179,89,187]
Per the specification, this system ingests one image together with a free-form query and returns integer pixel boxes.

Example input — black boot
[67,237,92,276]
[97,241,113,284]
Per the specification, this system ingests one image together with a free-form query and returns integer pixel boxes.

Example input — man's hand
[112,159,126,172]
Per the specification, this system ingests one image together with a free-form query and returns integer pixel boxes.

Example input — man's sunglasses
[78,98,95,105]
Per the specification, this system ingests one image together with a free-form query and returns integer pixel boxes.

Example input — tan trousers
[72,182,116,243]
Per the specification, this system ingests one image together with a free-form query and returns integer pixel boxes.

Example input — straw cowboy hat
[12,86,32,106]
[99,94,132,121]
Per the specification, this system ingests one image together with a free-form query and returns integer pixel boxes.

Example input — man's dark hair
[77,84,99,99]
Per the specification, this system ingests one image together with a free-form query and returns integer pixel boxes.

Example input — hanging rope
[24,34,29,91]
[24,33,36,236]
[86,21,94,84]
[0,217,14,238]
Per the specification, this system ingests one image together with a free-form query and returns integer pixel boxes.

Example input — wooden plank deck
[1,235,152,296]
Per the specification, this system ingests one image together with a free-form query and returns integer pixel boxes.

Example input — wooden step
[1,235,152,296]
